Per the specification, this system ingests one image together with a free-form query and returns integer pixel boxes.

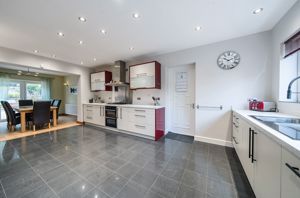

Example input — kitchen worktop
[83,103,164,109]
[234,110,300,159]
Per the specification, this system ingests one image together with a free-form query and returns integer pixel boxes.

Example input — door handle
[248,128,252,159]
[251,129,257,163]
[192,103,195,109]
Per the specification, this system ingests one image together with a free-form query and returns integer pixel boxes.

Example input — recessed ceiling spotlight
[79,40,83,45]
[78,16,87,22]
[34,49,38,53]
[57,32,64,37]
[129,47,134,51]
[132,13,140,19]
[80,61,83,65]
[253,8,263,14]
[195,26,201,31]
[100,29,106,35]
[93,58,97,61]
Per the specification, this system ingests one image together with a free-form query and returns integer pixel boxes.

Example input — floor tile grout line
[0,180,7,198]
[18,149,60,198]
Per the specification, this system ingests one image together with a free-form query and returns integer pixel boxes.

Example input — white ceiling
[0,0,297,67]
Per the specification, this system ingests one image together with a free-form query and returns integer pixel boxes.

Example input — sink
[250,115,300,140]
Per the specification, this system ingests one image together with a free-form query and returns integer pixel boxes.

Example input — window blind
[284,30,300,58]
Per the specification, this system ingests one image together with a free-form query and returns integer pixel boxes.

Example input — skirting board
[194,135,233,147]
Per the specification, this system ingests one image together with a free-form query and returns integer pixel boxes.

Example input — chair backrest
[1,101,10,123]
[4,101,16,125]
[52,99,61,118]
[33,101,51,125]
[19,100,33,107]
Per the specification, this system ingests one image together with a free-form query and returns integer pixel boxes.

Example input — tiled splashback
[132,89,162,105]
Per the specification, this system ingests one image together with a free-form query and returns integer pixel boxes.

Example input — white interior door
[168,64,195,136]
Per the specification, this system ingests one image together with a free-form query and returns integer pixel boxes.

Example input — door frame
[166,63,196,137]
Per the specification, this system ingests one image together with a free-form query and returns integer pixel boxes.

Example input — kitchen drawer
[281,148,300,198]
[127,108,155,124]
[128,122,155,137]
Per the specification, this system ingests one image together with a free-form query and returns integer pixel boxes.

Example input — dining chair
[32,101,51,131]
[50,99,61,120]
[1,101,10,129]
[3,101,21,132]
[18,100,33,107]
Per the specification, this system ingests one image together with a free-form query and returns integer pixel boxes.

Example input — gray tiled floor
[0,125,255,198]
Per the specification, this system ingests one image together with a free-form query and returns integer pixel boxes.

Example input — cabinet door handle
[249,128,252,159]
[120,108,122,119]
[86,110,92,112]
[285,163,300,178]
[135,114,146,118]
[251,129,257,163]
[135,109,145,112]
[135,124,146,128]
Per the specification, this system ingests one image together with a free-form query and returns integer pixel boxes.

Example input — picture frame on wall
[69,86,78,95]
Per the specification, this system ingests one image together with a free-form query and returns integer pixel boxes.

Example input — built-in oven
[105,106,117,128]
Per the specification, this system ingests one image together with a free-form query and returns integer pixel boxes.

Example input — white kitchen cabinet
[232,112,240,153]
[238,118,255,188]
[254,130,281,198]
[129,61,161,89]
[281,148,300,198]
[117,106,130,131]
[91,71,112,91]
[83,105,105,126]
[234,114,282,198]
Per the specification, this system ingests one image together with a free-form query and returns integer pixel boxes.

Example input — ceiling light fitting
[132,13,140,19]
[78,16,87,22]
[253,8,263,14]
[57,32,64,37]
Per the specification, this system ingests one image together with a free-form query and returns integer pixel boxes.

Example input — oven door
[105,108,117,118]
[106,118,117,128]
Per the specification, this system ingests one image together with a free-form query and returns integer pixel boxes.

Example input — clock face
[217,51,240,70]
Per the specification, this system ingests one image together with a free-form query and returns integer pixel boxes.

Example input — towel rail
[196,105,223,110]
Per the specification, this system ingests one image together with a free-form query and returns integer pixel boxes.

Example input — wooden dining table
[14,106,58,132]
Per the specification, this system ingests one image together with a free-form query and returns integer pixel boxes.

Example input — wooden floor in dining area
[0,115,80,141]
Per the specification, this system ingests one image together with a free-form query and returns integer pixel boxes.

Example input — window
[279,50,300,102]
[0,78,50,121]
[26,83,42,100]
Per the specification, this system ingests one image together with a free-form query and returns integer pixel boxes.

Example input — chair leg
[33,125,36,131]
[48,123,51,129]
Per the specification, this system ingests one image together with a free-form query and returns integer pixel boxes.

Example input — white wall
[128,31,273,146]
[0,46,92,121]
[271,0,300,116]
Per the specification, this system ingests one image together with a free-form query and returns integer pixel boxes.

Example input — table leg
[53,109,57,127]
[21,112,26,132]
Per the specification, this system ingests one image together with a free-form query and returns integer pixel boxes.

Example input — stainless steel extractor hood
[105,60,128,87]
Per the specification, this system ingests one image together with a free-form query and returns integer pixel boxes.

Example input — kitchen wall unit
[129,61,161,90]
[91,71,112,91]
[233,110,300,198]
[83,103,165,140]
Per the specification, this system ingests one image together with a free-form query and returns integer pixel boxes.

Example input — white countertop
[83,103,164,109]
[234,110,300,159]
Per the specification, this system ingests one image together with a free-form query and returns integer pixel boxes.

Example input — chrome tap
[287,76,300,99]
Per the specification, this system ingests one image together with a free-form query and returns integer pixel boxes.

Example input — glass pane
[26,83,42,100]
[0,81,21,120]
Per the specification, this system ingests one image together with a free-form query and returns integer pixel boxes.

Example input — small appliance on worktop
[249,99,276,112]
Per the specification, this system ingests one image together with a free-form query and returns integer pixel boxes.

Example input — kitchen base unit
[83,103,165,141]
[232,110,300,198]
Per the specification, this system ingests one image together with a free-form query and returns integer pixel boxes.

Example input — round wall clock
[217,51,240,70]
